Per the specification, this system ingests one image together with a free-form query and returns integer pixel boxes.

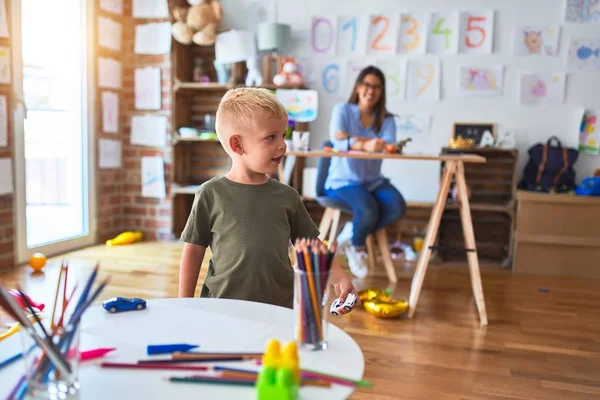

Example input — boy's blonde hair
[215,87,288,145]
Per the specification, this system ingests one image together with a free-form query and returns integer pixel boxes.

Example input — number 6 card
[459,10,495,54]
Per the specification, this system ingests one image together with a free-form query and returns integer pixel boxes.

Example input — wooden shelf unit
[170,41,310,238]
[437,147,519,267]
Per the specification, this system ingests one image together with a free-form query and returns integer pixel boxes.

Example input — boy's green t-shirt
[180,176,320,308]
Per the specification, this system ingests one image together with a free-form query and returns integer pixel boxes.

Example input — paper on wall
[0,95,7,146]
[98,16,122,51]
[406,59,441,101]
[0,46,10,84]
[398,11,429,54]
[101,91,119,133]
[518,72,566,105]
[427,12,460,54]
[393,113,432,144]
[98,138,122,169]
[367,14,398,55]
[135,67,161,111]
[458,65,504,96]
[377,58,407,102]
[513,25,560,56]
[133,0,169,18]
[142,156,166,198]
[579,109,599,155]
[0,0,9,38]
[565,0,600,23]
[134,22,172,55]
[99,0,123,15]
[0,158,12,195]
[567,36,600,70]
[337,15,368,55]
[459,10,495,54]
[98,57,122,89]
[131,115,167,148]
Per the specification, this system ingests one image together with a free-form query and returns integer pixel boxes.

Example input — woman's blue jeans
[325,180,407,247]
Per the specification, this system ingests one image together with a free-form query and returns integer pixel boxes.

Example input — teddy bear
[171,0,223,47]
[273,60,305,87]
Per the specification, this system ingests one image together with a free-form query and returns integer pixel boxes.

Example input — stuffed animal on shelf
[245,55,263,87]
[171,0,223,46]
[273,60,305,87]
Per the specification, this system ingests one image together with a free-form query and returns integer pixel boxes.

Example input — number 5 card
[459,10,495,54]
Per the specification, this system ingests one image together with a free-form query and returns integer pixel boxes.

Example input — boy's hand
[332,275,360,306]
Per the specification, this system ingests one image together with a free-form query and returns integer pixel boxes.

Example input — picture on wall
[579,109,599,155]
[565,0,600,23]
[458,65,504,96]
[518,72,566,105]
[512,26,560,56]
[394,113,432,143]
[275,89,319,123]
[567,37,600,70]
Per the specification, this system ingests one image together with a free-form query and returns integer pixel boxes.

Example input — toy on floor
[102,297,147,313]
[329,293,357,316]
[28,252,46,272]
[358,288,408,319]
[105,231,143,247]
[256,339,299,400]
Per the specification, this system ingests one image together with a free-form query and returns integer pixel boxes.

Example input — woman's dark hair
[347,65,393,133]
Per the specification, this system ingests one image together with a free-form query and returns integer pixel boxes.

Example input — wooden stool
[317,206,397,283]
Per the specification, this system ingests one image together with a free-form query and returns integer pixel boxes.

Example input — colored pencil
[212,366,332,387]
[147,343,199,355]
[302,368,372,388]
[167,376,256,387]
[6,375,26,400]
[138,356,245,364]
[171,352,261,360]
[101,362,209,372]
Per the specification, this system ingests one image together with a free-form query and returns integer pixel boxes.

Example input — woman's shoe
[344,245,369,279]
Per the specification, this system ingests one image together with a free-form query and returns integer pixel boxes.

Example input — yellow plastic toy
[105,231,143,247]
[358,288,409,319]
[29,252,47,272]
[256,339,299,400]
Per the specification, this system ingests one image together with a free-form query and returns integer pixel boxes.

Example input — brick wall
[96,1,126,243]
[0,1,13,271]
[119,2,174,242]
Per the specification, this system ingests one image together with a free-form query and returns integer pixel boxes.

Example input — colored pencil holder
[293,268,331,351]
[20,322,81,399]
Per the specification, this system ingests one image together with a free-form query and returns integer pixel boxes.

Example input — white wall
[220,0,600,202]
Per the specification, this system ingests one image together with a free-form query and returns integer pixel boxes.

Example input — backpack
[518,136,579,193]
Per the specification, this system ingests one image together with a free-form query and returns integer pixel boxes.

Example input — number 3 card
[459,10,495,54]
[398,12,429,54]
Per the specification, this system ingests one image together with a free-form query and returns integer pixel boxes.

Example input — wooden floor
[2,242,600,399]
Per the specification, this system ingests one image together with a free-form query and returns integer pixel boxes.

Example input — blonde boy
[179,88,356,308]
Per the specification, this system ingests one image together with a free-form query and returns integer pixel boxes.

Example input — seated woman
[325,65,406,278]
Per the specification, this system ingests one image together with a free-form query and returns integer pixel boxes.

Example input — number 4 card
[428,12,460,54]
[459,10,495,54]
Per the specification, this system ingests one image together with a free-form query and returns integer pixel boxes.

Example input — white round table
[0,298,364,400]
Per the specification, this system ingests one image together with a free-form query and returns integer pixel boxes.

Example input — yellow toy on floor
[105,231,143,247]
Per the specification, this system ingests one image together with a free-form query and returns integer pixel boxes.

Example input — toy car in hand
[102,297,147,313]
[329,293,357,316]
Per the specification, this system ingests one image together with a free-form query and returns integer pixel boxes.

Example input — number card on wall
[428,12,460,54]
[459,11,495,54]
[368,15,398,55]
[321,62,342,95]
[378,59,407,101]
[337,16,367,55]
[398,12,429,54]
[311,16,337,55]
[406,59,441,101]
[345,60,371,92]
